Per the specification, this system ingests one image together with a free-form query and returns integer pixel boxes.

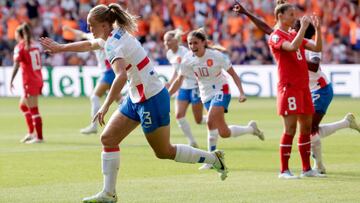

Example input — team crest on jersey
[207,59,213,67]
[271,34,280,43]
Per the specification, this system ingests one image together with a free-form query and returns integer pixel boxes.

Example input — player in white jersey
[233,1,360,175]
[41,4,229,203]
[168,28,264,170]
[62,25,122,135]
[164,29,206,148]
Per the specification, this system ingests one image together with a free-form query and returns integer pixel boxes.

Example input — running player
[164,28,206,148]
[168,28,264,170]
[40,4,229,203]
[10,23,44,144]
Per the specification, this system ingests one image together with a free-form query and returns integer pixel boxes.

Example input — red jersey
[268,29,309,89]
[13,40,43,87]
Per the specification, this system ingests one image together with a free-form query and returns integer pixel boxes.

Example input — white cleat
[25,138,44,144]
[300,169,326,178]
[345,113,360,133]
[198,163,213,170]
[278,170,299,179]
[80,125,97,135]
[314,166,326,175]
[20,132,36,143]
[248,120,265,141]
[82,191,118,203]
[212,150,228,181]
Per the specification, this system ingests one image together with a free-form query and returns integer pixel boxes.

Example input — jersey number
[29,50,41,70]
[197,67,209,77]
[288,97,297,111]
[143,111,152,126]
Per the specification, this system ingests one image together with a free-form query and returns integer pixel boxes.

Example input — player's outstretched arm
[233,0,273,35]
[39,37,101,54]
[62,25,88,40]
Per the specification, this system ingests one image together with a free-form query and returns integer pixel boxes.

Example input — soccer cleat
[190,142,199,148]
[345,113,360,133]
[82,191,118,203]
[278,170,299,179]
[80,125,97,135]
[314,165,326,175]
[248,120,265,141]
[25,138,44,144]
[20,132,36,143]
[198,163,213,170]
[212,150,228,181]
[300,169,326,178]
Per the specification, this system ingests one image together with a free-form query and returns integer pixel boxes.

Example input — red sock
[30,107,43,140]
[280,133,294,173]
[298,133,311,172]
[20,104,34,133]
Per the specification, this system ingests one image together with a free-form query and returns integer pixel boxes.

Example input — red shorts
[277,86,314,116]
[23,84,43,98]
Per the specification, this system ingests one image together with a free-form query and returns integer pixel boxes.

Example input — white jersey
[84,33,112,72]
[166,46,198,89]
[100,28,164,103]
[305,48,330,91]
[180,48,231,103]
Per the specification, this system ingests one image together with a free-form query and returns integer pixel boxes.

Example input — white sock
[90,95,100,128]
[311,133,323,168]
[102,151,120,195]
[208,129,219,152]
[174,144,216,164]
[318,118,349,138]
[201,115,207,124]
[177,117,197,145]
[229,125,253,137]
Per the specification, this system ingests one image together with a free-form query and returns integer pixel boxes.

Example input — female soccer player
[233,1,360,175]
[267,3,324,179]
[10,23,44,144]
[164,29,206,148]
[168,28,264,170]
[41,4,228,202]
[62,25,122,135]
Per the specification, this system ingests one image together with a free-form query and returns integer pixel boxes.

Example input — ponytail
[89,3,138,34]
[22,23,32,49]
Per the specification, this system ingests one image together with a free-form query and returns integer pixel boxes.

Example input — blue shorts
[312,83,333,114]
[119,88,170,134]
[176,88,201,104]
[100,69,115,85]
[204,93,231,113]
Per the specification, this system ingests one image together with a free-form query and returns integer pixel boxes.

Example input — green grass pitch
[0,97,359,203]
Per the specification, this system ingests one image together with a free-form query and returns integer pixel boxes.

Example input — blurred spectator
[0,0,360,66]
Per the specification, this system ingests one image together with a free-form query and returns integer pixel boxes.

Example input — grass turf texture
[0,97,359,203]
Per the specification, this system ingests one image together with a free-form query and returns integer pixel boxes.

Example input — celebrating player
[41,4,229,203]
[10,23,44,144]
[168,28,264,170]
[164,28,206,148]
[233,0,360,175]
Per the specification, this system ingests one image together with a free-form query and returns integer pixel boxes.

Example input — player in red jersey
[9,23,44,144]
[267,4,324,178]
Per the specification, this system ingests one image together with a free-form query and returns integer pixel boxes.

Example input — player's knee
[175,112,185,119]
[100,134,114,147]
[154,146,175,160]
[194,116,202,124]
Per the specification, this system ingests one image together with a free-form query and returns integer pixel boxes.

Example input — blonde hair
[164,28,183,43]
[89,3,138,33]
[276,0,287,5]
[274,3,293,21]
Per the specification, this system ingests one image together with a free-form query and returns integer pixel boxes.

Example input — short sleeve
[107,44,124,64]
[90,38,105,48]
[220,52,232,71]
[268,33,286,50]
[179,59,193,77]
[13,45,21,62]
